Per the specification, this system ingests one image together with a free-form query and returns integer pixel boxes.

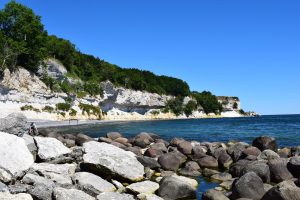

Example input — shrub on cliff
[56,103,71,112]
[184,100,198,117]
[79,103,102,119]
[192,91,222,114]
[20,105,40,112]
[164,97,184,116]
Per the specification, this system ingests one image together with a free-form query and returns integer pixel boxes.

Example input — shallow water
[53,114,300,199]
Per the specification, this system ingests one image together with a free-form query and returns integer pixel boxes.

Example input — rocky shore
[0,113,300,200]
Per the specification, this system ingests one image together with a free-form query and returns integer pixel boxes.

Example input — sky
[1,0,299,115]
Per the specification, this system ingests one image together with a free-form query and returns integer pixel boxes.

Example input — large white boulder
[73,172,116,196]
[83,141,144,181]
[126,181,159,194]
[34,136,71,160]
[0,132,34,178]
[53,187,94,200]
[0,193,33,200]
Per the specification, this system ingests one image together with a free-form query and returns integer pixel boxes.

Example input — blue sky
[1,0,299,114]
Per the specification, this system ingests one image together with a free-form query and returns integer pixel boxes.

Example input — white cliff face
[99,81,172,114]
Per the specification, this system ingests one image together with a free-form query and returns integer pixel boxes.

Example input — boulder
[278,148,291,158]
[211,172,233,182]
[241,161,270,183]
[75,133,93,146]
[158,151,187,171]
[178,161,201,177]
[96,192,135,200]
[28,183,54,200]
[0,193,33,200]
[0,113,27,136]
[82,141,144,181]
[106,132,123,140]
[177,140,193,155]
[231,172,265,200]
[157,175,197,200]
[9,184,31,194]
[0,182,9,192]
[144,148,164,158]
[229,159,252,177]
[252,136,278,152]
[197,156,218,169]
[258,150,280,160]
[137,156,161,170]
[53,187,94,200]
[202,189,230,200]
[73,172,116,196]
[38,128,60,138]
[126,181,159,194]
[227,143,247,162]
[137,193,164,200]
[0,132,34,178]
[133,132,154,148]
[114,137,130,146]
[22,173,55,187]
[169,137,185,147]
[192,145,207,159]
[218,151,233,169]
[34,136,71,160]
[150,142,168,153]
[242,146,261,158]
[268,158,293,183]
[261,180,300,200]
[287,156,300,178]
[202,168,220,177]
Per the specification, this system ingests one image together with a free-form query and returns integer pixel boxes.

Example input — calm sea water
[54,114,300,199]
[58,115,300,147]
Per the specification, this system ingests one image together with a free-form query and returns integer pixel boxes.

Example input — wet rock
[73,172,116,196]
[137,156,161,170]
[231,172,265,200]
[106,132,123,140]
[158,151,187,171]
[158,175,197,200]
[202,189,230,200]
[75,133,93,146]
[82,141,144,181]
[0,113,27,136]
[252,136,278,152]
[53,187,94,200]
[197,156,218,169]
[34,136,71,160]
[268,158,293,183]
[241,161,270,183]
[0,132,34,178]
[126,180,159,194]
[258,150,280,160]
[261,180,300,200]
[96,192,135,200]
[287,156,300,178]
[202,168,220,177]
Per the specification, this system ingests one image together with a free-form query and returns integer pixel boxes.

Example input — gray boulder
[83,141,144,181]
[211,172,233,182]
[126,180,159,194]
[53,187,94,200]
[34,136,71,160]
[229,159,252,177]
[106,132,123,140]
[73,172,116,196]
[133,132,154,148]
[241,161,270,183]
[218,151,233,169]
[178,161,201,177]
[75,133,93,146]
[0,193,33,200]
[97,192,135,200]
[0,132,34,179]
[202,189,230,200]
[158,175,197,200]
[268,158,293,183]
[197,156,218,169]
[252,136,278,152]
[228,142,247,162]
[158,151,187,171]
[137,156,161,170]
[0,113,27,136]
[231,172,265,200]
[258,150,280,160]
[287,156,300,178]
[262,180,300,200]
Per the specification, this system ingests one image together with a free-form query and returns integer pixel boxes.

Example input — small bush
[77,91,88,98]
[79,103,102,119]
[69,108,77,117]
[59,112,66,117]
[20,105,40,112]
[239,109,245,115]
[164,97,184,116]
[184,100,197,117]
[150,110,160,115]
[42,106,55,113]
[56,103,71,111]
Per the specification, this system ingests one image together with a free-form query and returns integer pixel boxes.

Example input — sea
[54,114,300,199]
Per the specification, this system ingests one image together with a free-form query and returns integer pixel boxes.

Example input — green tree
[0,1,47,72]
[184,100,197,117]
[192,91,222,114]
